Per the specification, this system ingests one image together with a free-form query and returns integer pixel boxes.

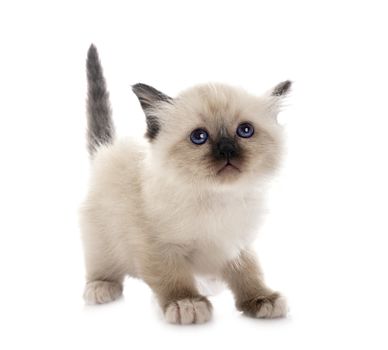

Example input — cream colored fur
[80,83,290,324]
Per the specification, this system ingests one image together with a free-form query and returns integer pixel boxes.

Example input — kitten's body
[81,45,291,324]
[82,139,262,278]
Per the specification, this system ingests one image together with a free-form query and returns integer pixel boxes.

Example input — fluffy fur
[80,44,291,324]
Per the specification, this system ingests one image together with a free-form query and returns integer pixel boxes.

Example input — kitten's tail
[86,44,115,156]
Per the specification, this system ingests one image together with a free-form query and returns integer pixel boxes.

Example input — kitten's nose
[215,137,237,160]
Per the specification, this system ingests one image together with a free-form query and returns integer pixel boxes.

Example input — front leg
[139,245,212,325]
[222,249,287,318]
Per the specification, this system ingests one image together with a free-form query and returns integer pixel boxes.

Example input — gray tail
[86,44,115,156]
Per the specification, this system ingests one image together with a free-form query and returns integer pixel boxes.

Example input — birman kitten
[81,44,291,324]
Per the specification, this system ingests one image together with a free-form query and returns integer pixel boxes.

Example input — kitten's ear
[132,83,173,140]
[265,80,292,118]
[271,80,292,97]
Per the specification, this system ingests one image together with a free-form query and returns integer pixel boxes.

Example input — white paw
[241,293,288,319]
[164,297,213,324]
[83,280,123,305]
[256,295,288,318]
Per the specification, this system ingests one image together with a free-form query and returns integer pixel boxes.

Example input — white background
[0,1,387,349]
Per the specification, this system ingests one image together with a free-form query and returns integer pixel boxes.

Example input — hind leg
[81,226,126,304]
[82,242,126,304]
[82,251,125,304]
[84,280,123,305]
[83,252,126,304]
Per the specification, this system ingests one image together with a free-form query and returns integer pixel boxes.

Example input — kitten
[81,44,291,324]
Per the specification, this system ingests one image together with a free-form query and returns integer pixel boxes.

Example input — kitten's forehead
[172,83,270,136]
[177,84,256,127]
[181,84,243,112]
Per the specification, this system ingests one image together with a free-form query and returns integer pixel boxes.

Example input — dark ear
[265,80,292,120]
[271,80,292,97]
[132,83,173,140]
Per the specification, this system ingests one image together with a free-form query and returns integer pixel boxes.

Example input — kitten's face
[133,82,290,187]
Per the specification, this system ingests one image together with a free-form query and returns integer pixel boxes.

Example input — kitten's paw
[240,292,288,319]
[164,297,213,325]
[83,280,123,305]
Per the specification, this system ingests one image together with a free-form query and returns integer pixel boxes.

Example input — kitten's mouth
[217,161,241,175]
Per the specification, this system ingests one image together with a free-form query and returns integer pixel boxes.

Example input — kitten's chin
[217,162,241,175]
[215,161,242,183]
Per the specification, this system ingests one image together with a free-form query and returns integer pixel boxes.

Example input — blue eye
[190,128,208,145]
[236,123,254,138]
